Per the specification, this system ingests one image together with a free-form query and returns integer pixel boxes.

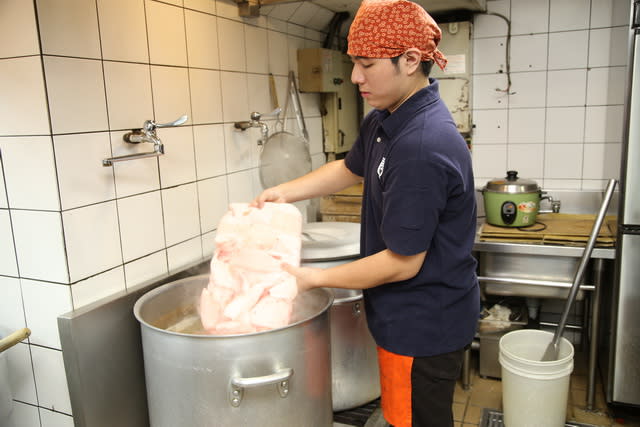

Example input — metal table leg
[462,347,471,390]
[587,258,605,410]
[582,294,590,353]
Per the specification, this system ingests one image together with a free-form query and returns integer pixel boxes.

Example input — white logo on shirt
[377,157,386,178]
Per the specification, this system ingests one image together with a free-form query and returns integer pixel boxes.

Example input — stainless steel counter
[474,239,616,259]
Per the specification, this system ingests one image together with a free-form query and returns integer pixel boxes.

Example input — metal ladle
[541,178,617,361]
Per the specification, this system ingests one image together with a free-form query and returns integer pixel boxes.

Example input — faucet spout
[102,115,186,167]
[257,121,269,145]
[102,148,162,167]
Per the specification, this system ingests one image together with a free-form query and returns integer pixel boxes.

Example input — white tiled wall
[471,0,630,190]
[1,0,633,425]
[0,0,331,425]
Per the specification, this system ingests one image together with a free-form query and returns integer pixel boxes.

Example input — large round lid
[301,222,360,261]
[484,170,540,194]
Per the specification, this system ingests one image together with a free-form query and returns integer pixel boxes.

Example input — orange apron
[377,346,414,427]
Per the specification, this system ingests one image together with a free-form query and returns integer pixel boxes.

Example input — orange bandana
[347,0,448,71]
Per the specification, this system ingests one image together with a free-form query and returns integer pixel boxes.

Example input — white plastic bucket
[0,349,14,422]
[499,329,574,427]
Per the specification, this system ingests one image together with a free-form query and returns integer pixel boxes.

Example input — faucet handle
[250,108,281,122]
[155,115,188,129]
[263,108,281,118]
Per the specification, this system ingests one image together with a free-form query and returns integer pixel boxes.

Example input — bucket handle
[229,368,293,407]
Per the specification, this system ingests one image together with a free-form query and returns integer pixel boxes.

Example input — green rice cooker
[481,171,542,227]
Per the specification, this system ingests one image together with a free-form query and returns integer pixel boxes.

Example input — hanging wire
[483,11,514,95]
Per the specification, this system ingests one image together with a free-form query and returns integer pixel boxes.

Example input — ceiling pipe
[322,11,350,50]
[235,0,303,17]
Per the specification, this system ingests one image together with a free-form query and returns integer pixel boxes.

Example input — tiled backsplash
[0,0,632,425]
[471,0,629,190]
[0,0,329,425]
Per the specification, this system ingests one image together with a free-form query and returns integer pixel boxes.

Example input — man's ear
[403,48,422,75]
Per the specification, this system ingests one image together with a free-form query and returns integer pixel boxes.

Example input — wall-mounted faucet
[234,108,281,145]
[102,115,188,166]
[540,193,562,213]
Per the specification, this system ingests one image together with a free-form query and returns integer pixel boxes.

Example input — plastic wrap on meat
[199,202,302,334]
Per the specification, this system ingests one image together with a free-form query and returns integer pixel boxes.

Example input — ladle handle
[288,71,309,142]
[552,179,617,348]
[0,327,31,353]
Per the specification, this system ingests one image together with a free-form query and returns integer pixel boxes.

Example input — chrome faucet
[234,108,281,145]
[540,193,562,213]
[102,115,188,166]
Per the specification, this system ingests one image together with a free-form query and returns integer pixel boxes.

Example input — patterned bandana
[347,0,448,71]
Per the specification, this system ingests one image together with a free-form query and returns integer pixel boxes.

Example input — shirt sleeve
[380,157,448,256]
[344,134,365,177]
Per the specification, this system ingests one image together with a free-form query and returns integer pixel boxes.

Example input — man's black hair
[390,55,434,77]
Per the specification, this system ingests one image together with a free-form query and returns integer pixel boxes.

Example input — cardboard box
[320,183,363,223]
[478,302,528,379]
[297,48,343,93]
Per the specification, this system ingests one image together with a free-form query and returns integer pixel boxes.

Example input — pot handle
[353,301,362,316]
[229,368,293,407]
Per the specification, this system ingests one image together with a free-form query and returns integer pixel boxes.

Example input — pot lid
[484,170,540,193]
[301,222,360,261]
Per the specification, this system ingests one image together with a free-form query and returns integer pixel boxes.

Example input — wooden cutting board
[479,213,617,247]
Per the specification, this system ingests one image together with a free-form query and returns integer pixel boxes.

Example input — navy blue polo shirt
[344,79,479,357]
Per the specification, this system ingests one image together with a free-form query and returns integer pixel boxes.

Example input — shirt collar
[380,78,440,136]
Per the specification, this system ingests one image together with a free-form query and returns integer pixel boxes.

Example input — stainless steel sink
[478,250,584,299]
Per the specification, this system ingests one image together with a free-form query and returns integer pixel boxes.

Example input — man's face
[350,56,406,112]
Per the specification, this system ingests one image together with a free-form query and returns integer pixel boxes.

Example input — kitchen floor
[334,350,640,427]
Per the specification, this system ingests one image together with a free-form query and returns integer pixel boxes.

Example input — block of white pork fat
[199,202,302,334]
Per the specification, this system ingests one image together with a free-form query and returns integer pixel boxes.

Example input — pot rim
[332,294,362,305]
[134,274,334,339]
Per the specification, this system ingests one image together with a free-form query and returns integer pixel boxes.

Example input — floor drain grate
[480,408,602,427]
[333,399,381,426]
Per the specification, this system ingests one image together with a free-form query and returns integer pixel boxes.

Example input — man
[253,1,479,425]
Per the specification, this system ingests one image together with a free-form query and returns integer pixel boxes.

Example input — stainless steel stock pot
[134,274,333,427]
[301,221,381,411]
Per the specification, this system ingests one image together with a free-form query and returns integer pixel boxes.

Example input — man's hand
[282,263,325,293]
[251,159,362,209]
[251,186,287,208]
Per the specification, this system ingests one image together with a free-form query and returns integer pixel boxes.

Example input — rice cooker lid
[484,170,540,194]
[301,222,360,261]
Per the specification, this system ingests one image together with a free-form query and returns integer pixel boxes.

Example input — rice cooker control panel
[501,201,517,225]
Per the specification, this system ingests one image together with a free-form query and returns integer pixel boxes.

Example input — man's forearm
[313,249,427,290]
[278,159,362,203]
